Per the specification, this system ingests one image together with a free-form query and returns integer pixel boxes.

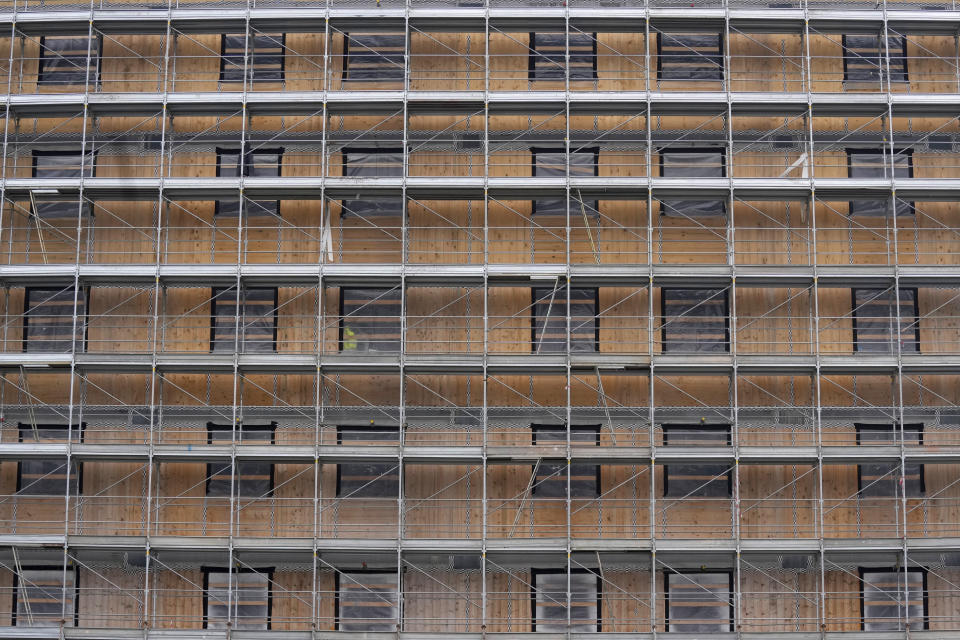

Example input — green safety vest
[343,326,358,350]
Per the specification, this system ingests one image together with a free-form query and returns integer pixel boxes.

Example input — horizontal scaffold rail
[8,91,960,118]
[6,177,960,201]
[0,442,955,464]
[0,264,956,288]
[0,533,955,556]
[2,352,959,374]
[4,6,960,35]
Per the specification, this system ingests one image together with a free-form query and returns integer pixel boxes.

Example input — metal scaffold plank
[8,90,960,118]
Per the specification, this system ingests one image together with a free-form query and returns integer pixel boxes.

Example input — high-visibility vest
[343,326,358,350]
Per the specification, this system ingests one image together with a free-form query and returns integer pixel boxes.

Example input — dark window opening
[343,33,405,82]
[847,149,914,216]
[13,566,77,627]
[852,287,919,354]
[531,147,600,217]
[336,571,399,631]
[215,147,283,217]
[659,149,726,217]
[340,287,402,353]
[532,287,598,353]
[661,288,729,353]
[842,34,908,83]
[531,425,600,498]
[531,569,601,632]
[856,423,924,498]
[32,150,95,218]
[662,425,732,498]
[341,148,404,217]
[528,32,598,80]
[17,424,83,497]
[203,568,272,630]
[24,287,87,353]
[657,33,723,80]
[206,424,275,498]
[337,426,400,498]
[220,33,285,83]
[211,287,278,353]
[861,568,926,631]
[38,36,100,86]
[665,571,733,632]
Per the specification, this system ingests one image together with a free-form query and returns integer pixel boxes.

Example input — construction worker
[343,326,358,350]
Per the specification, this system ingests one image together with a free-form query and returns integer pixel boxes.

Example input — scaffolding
[0,0,957,636]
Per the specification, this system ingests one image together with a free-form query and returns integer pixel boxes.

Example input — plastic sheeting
[667,572,732,632]
[531,426,600,498]
[530,33,596,80]
[662,425,731,498]
[532,287,597,352]
[533,570,599,632]
[338,572,399,631]
[344,34,405,82]
[221,34,284,83]
[341,287,402,352]
[857,423,923,498]
[24,287,85,353]
[211,288,277,353]
[532,150,599,216]
[38,36,97,86]
[852,287,917,353]
[658,33,723,80]
[206,426,275,498]
[337,427,400,498]
[15,567,76,627]
[661,287,728,353]
[205,570,270,630]
[659,151,726,217]
[862,570,925,631]
[848,151,913,216]
[844,35,907,83]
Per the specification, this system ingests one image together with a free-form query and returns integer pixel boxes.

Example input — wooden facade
[0,13,956,637]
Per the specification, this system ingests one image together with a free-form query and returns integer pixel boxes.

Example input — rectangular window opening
[847,149,914,216]
[657,33,723,80]
[852,287,919,354]
[531,147,600,217]
[666,571,733,632]
[204,568,272,630]
[215,147,283,217]
[343,33,405,83]
[336,426,400,498]
[220,33,285,83]
[531,425,600,498]
[531,569,601,632]
[662,425,732,498]
[206,424,276,498]
[32,150,95,218]
[340,148,404,217]
[24,287,87,354]
[17,424,83,497]
[210,287,278,353]
[856,423,924,498]
[661,288,729,353]
[532,287,598,353]
[528,32,598,81]
[659,149,726,217]
[38,36,100,86]
[14,566,77,627]
[861,568,926,631]
[336,571,399,631]
[843,34,908,83]
[340,287,402,353]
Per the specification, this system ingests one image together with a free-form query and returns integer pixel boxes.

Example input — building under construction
[0,0,958,635]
